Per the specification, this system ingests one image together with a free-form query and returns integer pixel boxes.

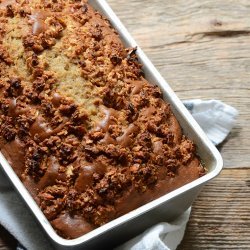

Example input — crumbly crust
[0,0,205,239]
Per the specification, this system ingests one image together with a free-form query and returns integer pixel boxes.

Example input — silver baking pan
[0,0,223,249]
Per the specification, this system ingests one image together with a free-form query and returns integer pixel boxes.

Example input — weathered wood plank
[177,168,250,249]
[107,0,250,168]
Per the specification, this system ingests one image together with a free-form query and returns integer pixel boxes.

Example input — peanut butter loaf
[0,0,206,239]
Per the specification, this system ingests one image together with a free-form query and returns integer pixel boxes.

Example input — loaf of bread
[0,0,205,239]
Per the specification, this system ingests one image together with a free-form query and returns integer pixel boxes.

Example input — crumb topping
[0,0,205,239]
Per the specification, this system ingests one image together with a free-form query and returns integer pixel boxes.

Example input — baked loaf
[0,0,205,239]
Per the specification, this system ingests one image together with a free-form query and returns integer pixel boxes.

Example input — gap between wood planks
[178,168,250,249]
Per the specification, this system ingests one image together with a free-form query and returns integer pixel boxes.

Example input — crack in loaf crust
[0,0,206,239]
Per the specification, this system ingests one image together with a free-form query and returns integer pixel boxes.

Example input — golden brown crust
[0,0,205,239]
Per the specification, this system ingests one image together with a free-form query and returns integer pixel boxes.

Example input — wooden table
[1,0,250,249]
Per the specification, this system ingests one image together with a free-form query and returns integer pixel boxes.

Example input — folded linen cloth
[183,99,238,145]
[0,99,238,250]
[115,208,191,250]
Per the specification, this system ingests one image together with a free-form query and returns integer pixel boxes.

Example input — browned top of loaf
[0,0,205,239]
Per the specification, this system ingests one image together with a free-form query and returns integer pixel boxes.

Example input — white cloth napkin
[115,208,191,250]
[182,99,238,145]
[0,99,238,250]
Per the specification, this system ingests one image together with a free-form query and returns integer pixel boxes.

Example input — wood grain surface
[177,168,250,250]
[0,0,250,249]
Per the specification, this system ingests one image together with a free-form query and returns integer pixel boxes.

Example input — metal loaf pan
[0,0,223,249]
